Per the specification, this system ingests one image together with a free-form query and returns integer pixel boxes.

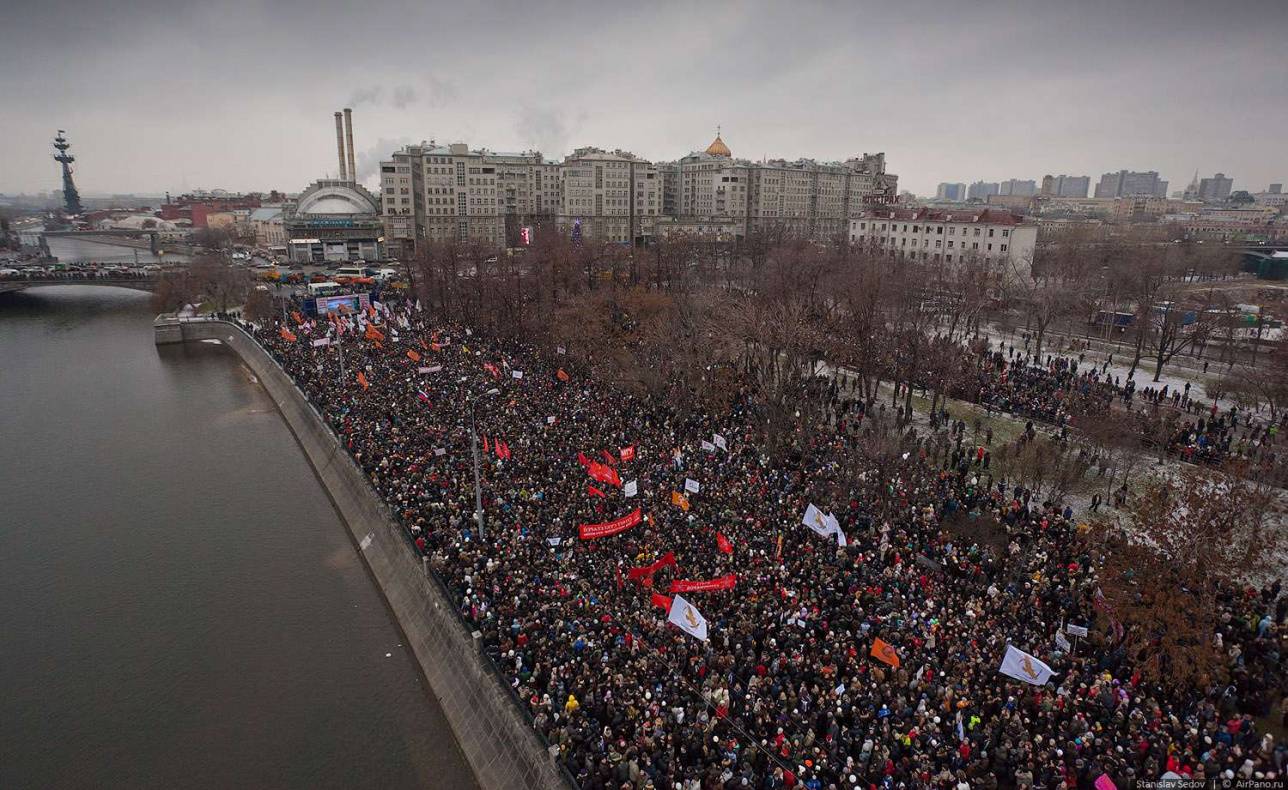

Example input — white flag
[556,345,566,355]
[546,416,556,425]
[824,512,841,534]
[713,433,727,451]
[835,528,848,547]
[1054,632,1072,652]
[311,337,331,347]
[624,480,638,498]
[546,537,562,546]
[999,644,1055,686]
[434,448,446,457]
[512,370,524,379]
[802,504,832,538]
[417,366,433,373]
[701,440,716,453]
[684,478,700,494]
[667,594,708,641]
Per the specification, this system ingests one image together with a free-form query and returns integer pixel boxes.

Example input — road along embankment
[165,317,569,790]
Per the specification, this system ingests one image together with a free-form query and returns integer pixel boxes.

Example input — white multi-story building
[849,208,1038,276]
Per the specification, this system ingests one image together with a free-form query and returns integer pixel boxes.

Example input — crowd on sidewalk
[953,344,1287,480]
[250,295,1285,789]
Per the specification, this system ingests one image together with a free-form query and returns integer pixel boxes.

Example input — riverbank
[168,317,567,790]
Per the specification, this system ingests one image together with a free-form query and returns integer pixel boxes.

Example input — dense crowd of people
[249,294,1285,789]
[953,344,1288,480]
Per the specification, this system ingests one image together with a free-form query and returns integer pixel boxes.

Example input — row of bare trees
[1012,227,1245,381]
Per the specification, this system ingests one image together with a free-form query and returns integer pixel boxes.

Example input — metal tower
[52,130,83,215]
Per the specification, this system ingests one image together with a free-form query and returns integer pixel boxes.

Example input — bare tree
[1096,464,1280,690]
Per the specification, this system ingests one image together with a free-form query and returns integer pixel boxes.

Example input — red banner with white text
[669,573,737,593]
[578,508,642,540]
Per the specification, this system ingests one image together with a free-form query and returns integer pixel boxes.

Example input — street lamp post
[465,392,485,542]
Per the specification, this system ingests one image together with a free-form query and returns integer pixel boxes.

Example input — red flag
[407,349,422,362]
[650,592,673,611]
[494,439,504,459]
[279,326,297,342]
[556,368,570,382]
[620,445,636,462]
[615,564,624,591]
[601,449,618,467]
[419,339,428,350]
[669,573,737,593]
[716,532,733,554]
[628,551,677,581]
[576,451,591,468]
[587,484,607,499]
[483,362,500,379]
[578,508,642,540]
[587,460,622,488]
[499,441,511,460]
[356,371,370,390]
[483,435,490,453]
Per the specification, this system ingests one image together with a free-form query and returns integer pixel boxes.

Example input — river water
[0,278,476,789]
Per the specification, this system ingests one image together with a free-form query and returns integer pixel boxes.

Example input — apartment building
[559,147,660,244]
[1040,175,1090,198]
[382,130,896,252]
[379,142,551,257]
[849,207,1038,276]
[1095,170,1168,198]
[660,133,897,240]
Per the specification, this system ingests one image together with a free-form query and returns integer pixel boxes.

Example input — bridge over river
[0,273,159,294]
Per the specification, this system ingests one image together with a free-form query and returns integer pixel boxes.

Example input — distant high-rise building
[968,181,999,201]
[1095,170,1167,198]
[936,182,967,202]
[1197,173,1234,202]
[1269,183,1283,195]
[998,179,1037,197]
[1040,174,1089,198]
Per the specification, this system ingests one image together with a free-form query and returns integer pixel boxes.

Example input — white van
[308,281,342,295]
[335,266,368,280]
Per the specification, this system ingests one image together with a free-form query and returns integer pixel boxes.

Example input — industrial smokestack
[334,112,348,181]
[343,108,357,183]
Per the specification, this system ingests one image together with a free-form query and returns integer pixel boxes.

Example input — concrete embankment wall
[175,319,568,790]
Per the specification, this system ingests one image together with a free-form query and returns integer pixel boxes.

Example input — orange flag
[291,310,303,325]
[365,324,385,342]
[356,371,370,390]
[279,327,297,342]
[556,368,570,382]
[870,638,900,668]
[407,349,422,362]
[671,491,690,511]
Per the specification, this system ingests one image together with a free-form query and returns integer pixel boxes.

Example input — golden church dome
[704,128,731,157]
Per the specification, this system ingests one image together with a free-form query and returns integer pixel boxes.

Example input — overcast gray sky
[2,0,1285,197]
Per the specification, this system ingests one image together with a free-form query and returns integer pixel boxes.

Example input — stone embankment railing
[157,315,572,790]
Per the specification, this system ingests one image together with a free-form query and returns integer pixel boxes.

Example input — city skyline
[2,0,1286,199]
